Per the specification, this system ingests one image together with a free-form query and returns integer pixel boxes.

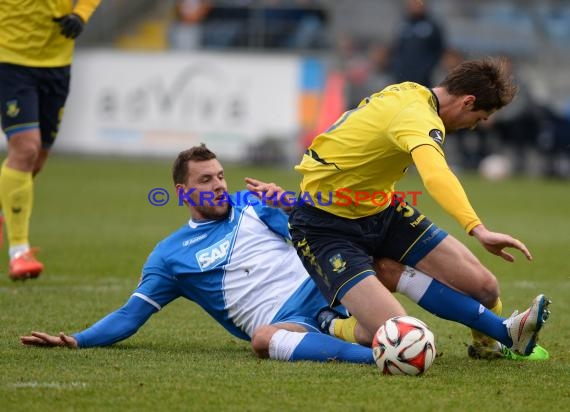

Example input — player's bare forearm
[470,224,532,262]
[20,331,78,348]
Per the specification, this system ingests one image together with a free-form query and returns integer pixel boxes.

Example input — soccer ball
[478,154,513,181]
[372,315,436,376]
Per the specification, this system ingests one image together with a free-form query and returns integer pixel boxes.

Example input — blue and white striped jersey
[135,192,327,340]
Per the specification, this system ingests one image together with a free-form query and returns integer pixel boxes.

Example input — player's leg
[415,235,499,307]
[0,64,45,279]
[377,200,510,357]
[375,259,549,358]
[33,148,50,177]
[289,204,407,347]
[413,236,506,354]
[314,276,407,345]
[324,257,549,359]
[251,323,373,364]
[338,275,406,344]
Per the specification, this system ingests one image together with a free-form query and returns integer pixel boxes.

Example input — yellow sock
[471,298,503,346]
[332,316,358,343]
[0,163,33,248]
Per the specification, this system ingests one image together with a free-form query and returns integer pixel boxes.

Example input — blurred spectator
[535,105,570,179]
[176,0,212,23]
[260,0,328,49]
[389,0,445,86]
[335,34,371,108]
[365,43,394,94]
[488,56,542,175]
[170,0,329,50]
[169,0,213,49]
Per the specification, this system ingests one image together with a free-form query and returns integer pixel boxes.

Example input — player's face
[449,109,492,132]
[181,159,230,221]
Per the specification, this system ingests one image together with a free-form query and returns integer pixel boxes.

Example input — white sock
[395,266,433,303]
[9,244,29,260]
[268,329,306,361]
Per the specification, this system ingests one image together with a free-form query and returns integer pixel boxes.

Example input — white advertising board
[2,50,303,161]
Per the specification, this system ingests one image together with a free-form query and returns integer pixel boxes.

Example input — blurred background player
[389,0,445,87]
[0,0,101,279]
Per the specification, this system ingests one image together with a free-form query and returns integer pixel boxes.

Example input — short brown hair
[172,144,217,185]
[438,57,518,112]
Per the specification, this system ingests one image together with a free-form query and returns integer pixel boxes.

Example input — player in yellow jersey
[0,0,101,279]
[289,58,551,360]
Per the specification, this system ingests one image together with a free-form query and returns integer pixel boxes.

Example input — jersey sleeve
[73,295,157,348]
[73,0,101,22]
[412,145,482,233]
[73,272,181,348]
[252,203,291,239]
[141,242,170,277]
[390,103,445,156]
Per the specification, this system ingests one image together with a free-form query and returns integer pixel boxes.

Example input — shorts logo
[428,129,444,147]
[329,253,347,274]
[6,100,20,118]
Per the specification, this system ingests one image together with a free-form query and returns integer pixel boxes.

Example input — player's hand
[244,177,295,211]
[20,331,78,348]
[470,224,532,262]
[53,13,85,39]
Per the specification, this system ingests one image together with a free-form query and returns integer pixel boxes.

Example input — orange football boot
[9,248,44,280]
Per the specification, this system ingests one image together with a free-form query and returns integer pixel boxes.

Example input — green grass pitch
[1,154,568,411]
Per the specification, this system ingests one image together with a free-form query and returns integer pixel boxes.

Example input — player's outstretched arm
[21,332,78,348]
[470,224,532,262]
[412,146,532,262]
[20,296,158,349]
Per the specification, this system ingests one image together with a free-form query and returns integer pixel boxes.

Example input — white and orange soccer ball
[372,315,436,376]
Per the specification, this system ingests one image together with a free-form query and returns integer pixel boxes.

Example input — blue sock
[290,333,374,364]
[418,278,512,346]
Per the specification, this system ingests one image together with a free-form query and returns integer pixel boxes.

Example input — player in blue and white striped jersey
[20,145,373,363]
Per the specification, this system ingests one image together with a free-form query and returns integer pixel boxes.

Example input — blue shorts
[271,277,348,332]
[289,200,447,305]
[0,63,70,149]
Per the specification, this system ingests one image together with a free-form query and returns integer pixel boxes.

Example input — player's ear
[463,95,476,110]
[175,183,188,205]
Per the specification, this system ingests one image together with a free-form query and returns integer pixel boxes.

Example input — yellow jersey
[296,82,445,219]
[0,0,100,67]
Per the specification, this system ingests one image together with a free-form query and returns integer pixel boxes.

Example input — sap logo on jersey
[196,234,232,270]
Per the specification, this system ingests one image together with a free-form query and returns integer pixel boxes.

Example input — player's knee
[250,325,277,359]
[7,131,42,170]
[32,151,50,177]
[479,271,500,307]
[467,263,500,306]
[374,257,405,292]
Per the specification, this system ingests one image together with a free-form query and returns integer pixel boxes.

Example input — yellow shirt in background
[0,0,101,67]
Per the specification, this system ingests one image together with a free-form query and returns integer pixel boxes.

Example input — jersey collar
[187,206,235,228]
[428,88,440,114]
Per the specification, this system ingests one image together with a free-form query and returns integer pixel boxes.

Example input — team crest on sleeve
[329,253,347,273]
[428,129,444,147]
